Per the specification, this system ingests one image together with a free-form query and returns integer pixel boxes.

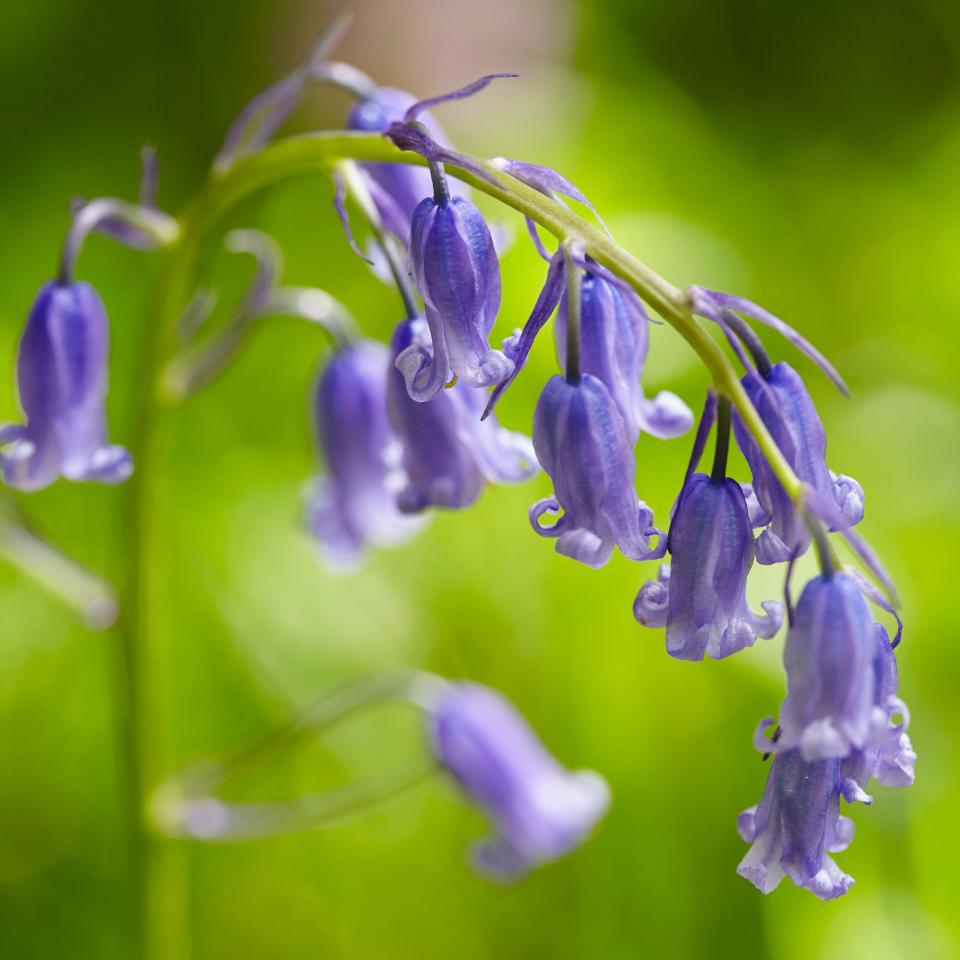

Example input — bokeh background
[2,0,959,957]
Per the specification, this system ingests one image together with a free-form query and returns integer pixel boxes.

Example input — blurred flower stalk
[0,13,915,957]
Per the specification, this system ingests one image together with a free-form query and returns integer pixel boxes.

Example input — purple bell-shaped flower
[306,339,424,569]
[1,281,131,491]
[769,572,877,762]
[387,318,536,513]
[555,271,692,443]
[530,374,663,568]
[428,682,610,880]
[737,749,866,901]
[844,623,916,789]
[733,362,863,564]
[395,194,512,402]
[634,473,783,660]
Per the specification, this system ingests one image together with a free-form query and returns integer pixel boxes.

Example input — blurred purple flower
[396,196,512,401]
[555,271,692,443]
[307,340,424,569]
[769,572,877,762]
[1,281,131,491]
[429,682,609,880]
[737,749,866,901]
[531,374,664,568]
[634,473,783,660]
[733,362,863,564]
[387,318,536,513]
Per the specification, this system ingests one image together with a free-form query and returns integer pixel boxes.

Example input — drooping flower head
[395,193,512,402]
[737,749,866,901]
[1,281,131,491]
[634,473,783,660]
[769,572,877,762]
[555,270,692,443]
[387,318,536,513]
[428,682,610,880]
[734,362,863,564]
[530,374,663,568]
[307,339,424,569]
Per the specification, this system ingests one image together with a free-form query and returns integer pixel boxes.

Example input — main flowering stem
[118,231,200,958]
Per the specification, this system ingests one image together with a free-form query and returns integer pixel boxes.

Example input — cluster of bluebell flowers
[1,34,913,898]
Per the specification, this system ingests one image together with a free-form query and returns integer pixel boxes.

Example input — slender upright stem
[807,514,840,579]
[116,232,197,960]
[428,160,450,203]
[564,247,582,384]
[711,396,731,483]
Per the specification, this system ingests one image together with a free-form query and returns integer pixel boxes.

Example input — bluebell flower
[428,682,610,880]
[555,271,692,443]
[531,374,663,568]
[737,749,867,901]
[395,195,512,401]
[766,572,877,762]
[1,281,131,491]
[634,473,783,660]
[387,318,537,512]
[306,340,424,569]
[733,362,863,564]
[348,87,466,242]
[844,622,916,789]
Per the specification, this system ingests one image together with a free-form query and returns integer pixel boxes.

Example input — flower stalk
[563,243,582,384]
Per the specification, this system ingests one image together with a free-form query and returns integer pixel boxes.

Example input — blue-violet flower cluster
[2,51,913,898]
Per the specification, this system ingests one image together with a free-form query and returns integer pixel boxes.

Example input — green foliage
[1,1,958,957]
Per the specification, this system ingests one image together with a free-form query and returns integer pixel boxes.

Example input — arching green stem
[188,131,801,502]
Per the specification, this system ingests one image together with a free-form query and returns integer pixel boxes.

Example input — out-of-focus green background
[2,1,959,957]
